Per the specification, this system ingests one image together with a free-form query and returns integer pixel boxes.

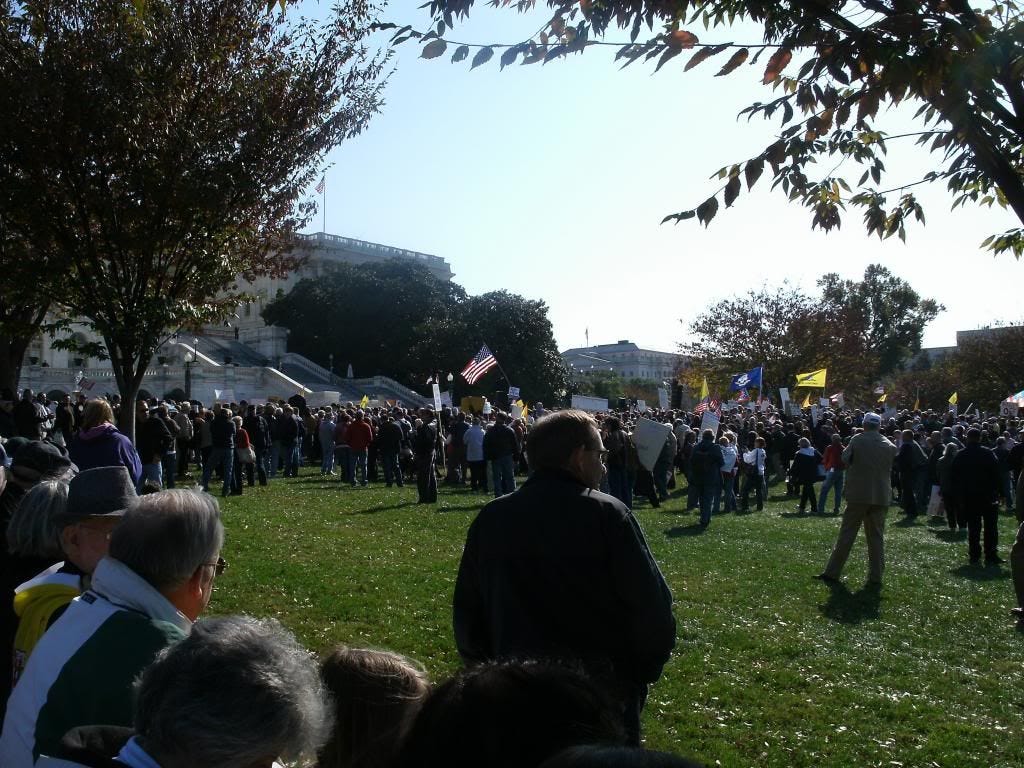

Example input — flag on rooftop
[461,344,498,385]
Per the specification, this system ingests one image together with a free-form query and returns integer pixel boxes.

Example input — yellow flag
[948,392,958,405]
[359,394,369,408]
[795,368,827,388]
[698,377,709,401]
[913,396,920,411]
[801,391,811,408]
[877,393,887,403]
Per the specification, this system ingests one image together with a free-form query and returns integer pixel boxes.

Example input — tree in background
[819,265,943,378]
[405,0,1024,255]
[0,0,387,438]
[264,264,570,405]
[683,265,941,405]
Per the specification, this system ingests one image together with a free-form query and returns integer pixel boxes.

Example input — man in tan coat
[818,412,897,586]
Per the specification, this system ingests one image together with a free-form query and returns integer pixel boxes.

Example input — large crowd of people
[0,384,1021,766]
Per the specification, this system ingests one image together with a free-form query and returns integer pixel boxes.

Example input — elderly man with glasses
[453,409,676,746]
[1,489,225,768]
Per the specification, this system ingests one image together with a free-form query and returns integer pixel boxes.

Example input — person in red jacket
[346,411,374,487]
[817,433,846,515]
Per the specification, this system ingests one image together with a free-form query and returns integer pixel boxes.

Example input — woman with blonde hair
[68,399,142,485]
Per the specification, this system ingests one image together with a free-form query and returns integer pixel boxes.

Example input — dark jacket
[689,437,724,485]
[790,449,823,484]
[376,421,404,453]
[243,414,270,450]
[950,443,1000,508]
[453,468,676,690]
[210,412,236,449]
[482,423,517,461]
[135,416,172,464]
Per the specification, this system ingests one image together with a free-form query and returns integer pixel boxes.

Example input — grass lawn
[207,472,1023,767]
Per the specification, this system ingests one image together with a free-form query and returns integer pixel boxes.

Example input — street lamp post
[185,337,198,400]
[447,371,455,411]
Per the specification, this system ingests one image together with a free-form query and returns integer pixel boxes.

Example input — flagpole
[322,182,326,233]
[483,340,513,391]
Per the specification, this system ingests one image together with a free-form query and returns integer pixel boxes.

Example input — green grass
[208,473,1023,767]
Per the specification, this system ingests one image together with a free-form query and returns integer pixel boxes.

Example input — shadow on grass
[664,524,707,538]
[768,493,793,502]
[932,528,967,542]
[949,563,1009,582]
[818,582,882,624]
[780,510,815,519]
[892,515,922,528]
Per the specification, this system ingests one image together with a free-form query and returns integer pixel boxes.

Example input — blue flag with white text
[730,366,763,392]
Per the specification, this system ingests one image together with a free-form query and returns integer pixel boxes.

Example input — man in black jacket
[201,406,236,497]
[482,412,518,498]
[950,428,1003,565]
[414,409,438,503]
[243,405,270,487]
[453,409,676,746]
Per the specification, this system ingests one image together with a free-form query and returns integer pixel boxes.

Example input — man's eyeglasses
[203,557,228,577]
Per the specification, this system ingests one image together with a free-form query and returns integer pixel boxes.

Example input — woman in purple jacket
[68,399,142,486]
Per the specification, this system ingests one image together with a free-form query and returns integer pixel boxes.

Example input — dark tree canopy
[263,262,570,404]
[0,0,387,438]
[399,0,1024,256]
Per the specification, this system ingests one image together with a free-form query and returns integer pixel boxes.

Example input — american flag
[694,397,720,416]
[315,176,325,195]
[735,389,750,404]
[461,344,498,385]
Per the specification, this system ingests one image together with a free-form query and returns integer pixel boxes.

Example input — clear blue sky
[302,0,1022,355]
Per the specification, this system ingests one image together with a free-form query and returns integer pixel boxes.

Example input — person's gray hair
[6,479,67,558]
[109,489,223,591]
[134,615,330,768]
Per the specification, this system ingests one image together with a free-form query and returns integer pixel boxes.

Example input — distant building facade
[561,340,684,383]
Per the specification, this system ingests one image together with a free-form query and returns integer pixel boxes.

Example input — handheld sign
[571,395,609,413]
[632,417,671,472]
[699,410,720,437]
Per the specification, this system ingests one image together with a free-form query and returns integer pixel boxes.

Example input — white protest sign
[440,391,452,407]
[571,394,609,413]
[1001,401,1018,417]
[779,388,790,408]
[507,386,520,400]
[214,389,235,403]
[482,400,492,414]
[819,398,830,408]
[835,393,845,408]
[810,405,820,426]
[637,399,648,413]
[699,410,720,437]
[883,406,898,421]
[431,383,441,411]
[658,387,669,410]
[632,417,671,472]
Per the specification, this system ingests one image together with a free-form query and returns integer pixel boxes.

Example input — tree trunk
[0,333,29,397]
[107,339,149,445]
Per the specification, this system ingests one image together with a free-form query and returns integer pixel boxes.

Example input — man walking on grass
[817,412,897,587]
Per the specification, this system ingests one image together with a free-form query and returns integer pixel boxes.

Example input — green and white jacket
[0,557,191,768]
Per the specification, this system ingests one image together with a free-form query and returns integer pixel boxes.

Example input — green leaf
[452,45,469,63]
[420,39,447,59]
[470,47,494,69]
[500,46,521,69]
[661,210,696,224]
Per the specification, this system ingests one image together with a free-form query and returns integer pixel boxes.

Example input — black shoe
[815,573,840,584]
[986,556,1006,566]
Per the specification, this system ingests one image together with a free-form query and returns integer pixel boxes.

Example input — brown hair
[317,647,430,768]
[526,410,598,472]
[80,399,115,431]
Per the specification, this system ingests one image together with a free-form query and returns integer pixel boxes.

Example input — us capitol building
[20,233,451,405]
